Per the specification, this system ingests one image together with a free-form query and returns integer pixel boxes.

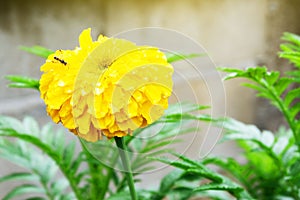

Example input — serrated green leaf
[3,184,44,200]
[286,70,300,79]
[0,129,60,161]
[290,102,300,118]
[202,157,250,189]
[284,87,300,107]
[282,32,300,46]
[241,82,268,94]
[280,32,300,68]
[19,45,54,58]
[165,52,205,63]
[187,168,223,183]
[0,116,86,200]
[274,77,292,96]
[265,71,280,85]
[193,182,242,193]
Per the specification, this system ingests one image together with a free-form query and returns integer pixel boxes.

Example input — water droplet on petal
[57,80,65,87]
[95,88,102,95]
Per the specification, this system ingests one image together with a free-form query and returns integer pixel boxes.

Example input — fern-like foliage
[203,32,300,199]
[219,66,300,148]
[0,102,210,200]
[219,32,300,148]
[149,152,252,200]
[204,119,300,199]
[280,32,300,70]
[0,116,79,200]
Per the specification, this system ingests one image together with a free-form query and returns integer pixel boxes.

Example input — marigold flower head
[40,28,173,142]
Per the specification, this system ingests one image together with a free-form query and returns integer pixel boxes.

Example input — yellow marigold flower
[40,28,173,142]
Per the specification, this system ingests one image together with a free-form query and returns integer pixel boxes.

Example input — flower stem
[114,137,138,200]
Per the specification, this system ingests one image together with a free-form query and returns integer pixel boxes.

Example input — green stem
[115,137,138,200]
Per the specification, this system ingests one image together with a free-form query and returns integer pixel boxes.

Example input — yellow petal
[79,28,93,49]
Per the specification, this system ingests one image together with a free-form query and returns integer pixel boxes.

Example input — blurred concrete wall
[1,0,300,197]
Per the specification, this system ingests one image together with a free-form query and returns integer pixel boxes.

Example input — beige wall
[1,0,300,196]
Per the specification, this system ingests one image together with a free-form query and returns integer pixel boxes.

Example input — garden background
[1,0,300,197]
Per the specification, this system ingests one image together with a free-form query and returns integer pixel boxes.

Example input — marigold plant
[3,29,300,200]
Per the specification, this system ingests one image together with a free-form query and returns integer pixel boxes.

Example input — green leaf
[194,190,232,200]
[193,182,242,194]
[247,151,280,178]
[0,172,38,183]
[290,102,300,118]
[0,116,84,200]
[187,168,223,183]
[165,52,205,63]
[50,178,69,196]
[153,153,252,199]
[282,32,300,48]
[158,170,185,196]
[25,197,45,200]
[19,45,54,58]
[202,157,250,189]
[290,159,300,178]
[274,77,292,96]
[280,32,300,68]
[0,128,60,161]
[5,75,40,90]
[284,87,300,107]
[164,102,210,115]
[23,116,40,137]
[3,184,44,200]
[166,188,194,200]
[219,65,300,152]
[63,141,76,169]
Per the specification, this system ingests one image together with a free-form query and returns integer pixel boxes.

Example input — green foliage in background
[1,32,300,200]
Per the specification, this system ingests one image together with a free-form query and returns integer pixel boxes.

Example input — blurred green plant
[0,103,211,200]
[201,32,300,199]
[2,32,300,200]
[152,32,300,200]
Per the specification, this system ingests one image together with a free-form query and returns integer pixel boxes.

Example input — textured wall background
[1,0,300,197]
